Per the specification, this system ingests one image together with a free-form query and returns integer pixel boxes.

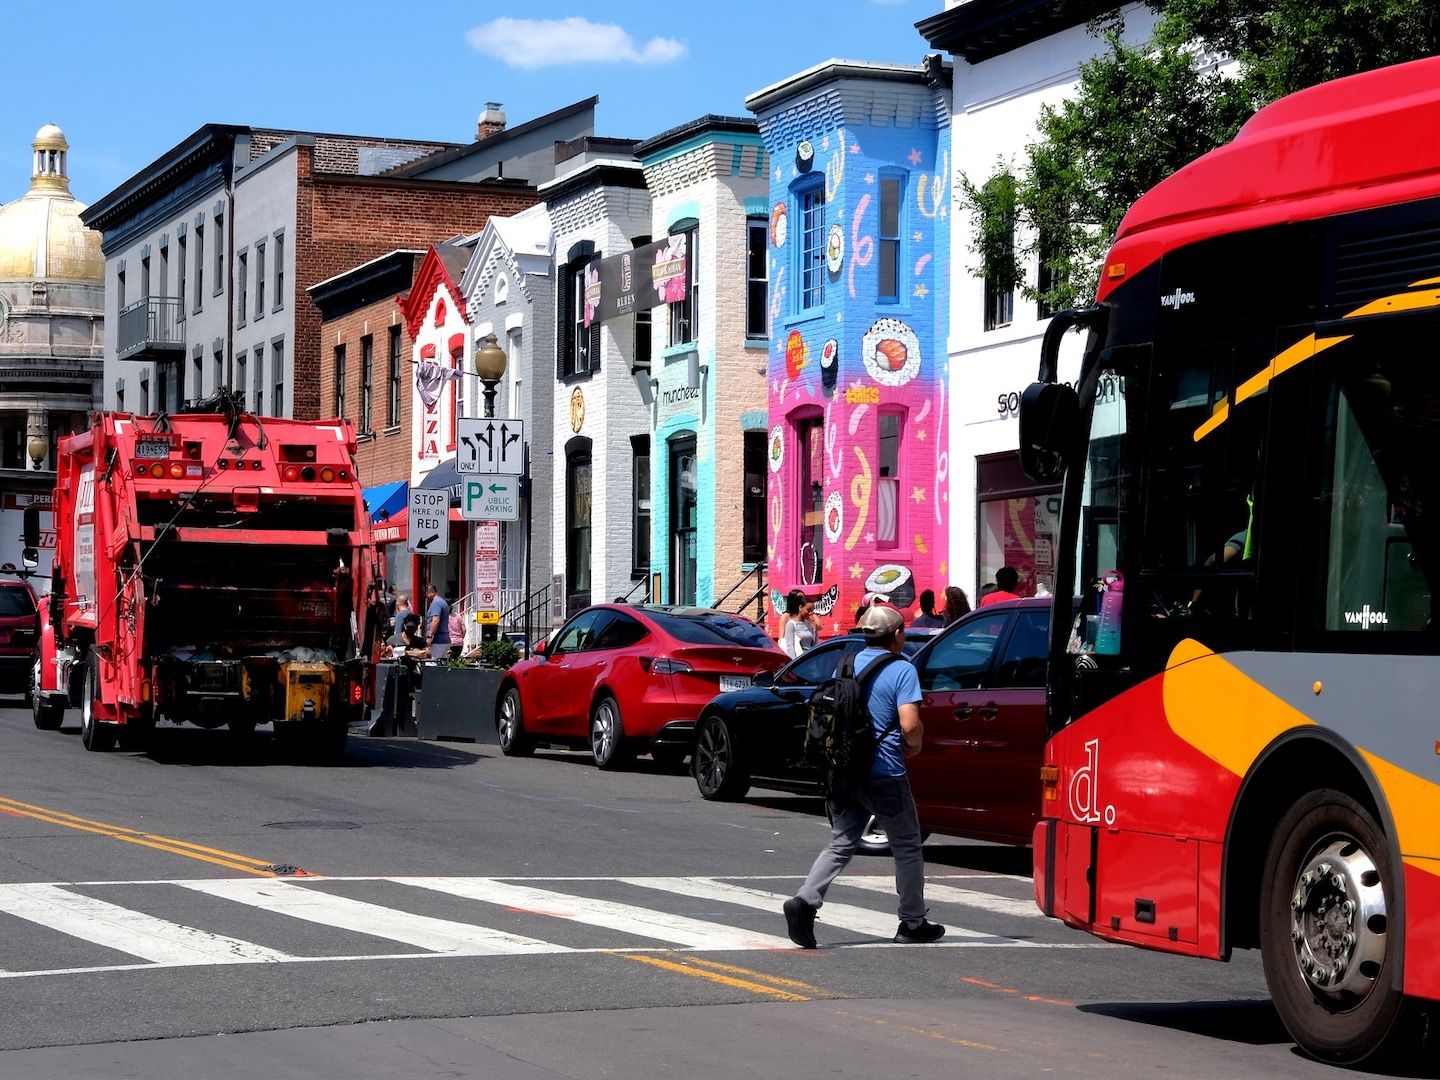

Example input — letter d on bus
[1069,738,1102,823]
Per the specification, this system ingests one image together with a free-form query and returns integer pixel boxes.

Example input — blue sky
[3,0,942,205]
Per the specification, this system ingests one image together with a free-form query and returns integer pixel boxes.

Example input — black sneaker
[783,896,818,949]
[894,918,945,944]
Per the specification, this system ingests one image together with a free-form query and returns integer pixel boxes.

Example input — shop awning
[369,505,465,546]
[373,508,406,544]
[363,480,408,522]
[417,458,462,503]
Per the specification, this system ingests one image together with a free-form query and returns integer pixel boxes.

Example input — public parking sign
[407,488,450,555]
[461,475,521,521]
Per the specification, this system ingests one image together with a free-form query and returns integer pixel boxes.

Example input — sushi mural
[749,61,952,636]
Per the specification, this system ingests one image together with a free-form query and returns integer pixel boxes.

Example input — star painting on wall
[911,487,926,503]
[914,283,929,300]
[907,148,923,166]
[849,562,864,580]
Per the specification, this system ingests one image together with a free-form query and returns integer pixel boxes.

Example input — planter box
[416,665,503,743]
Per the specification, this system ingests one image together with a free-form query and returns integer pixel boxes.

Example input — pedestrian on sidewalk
[783,605,944,948]
[425,584,452,661]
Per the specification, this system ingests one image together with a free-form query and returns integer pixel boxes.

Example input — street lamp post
[27,434,48,471]
[474,332,507,419]
[473,332,510,644]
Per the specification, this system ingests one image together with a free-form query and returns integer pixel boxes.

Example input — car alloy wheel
[590,696,630,771]
[497,686,534,757]
[694,714,750,801]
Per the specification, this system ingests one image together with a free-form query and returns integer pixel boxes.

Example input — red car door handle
[954,705,972,719]
[978,704,999,719]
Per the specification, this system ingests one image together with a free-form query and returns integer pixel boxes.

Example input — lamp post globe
[26,435,48,470]
[474,332,507,418]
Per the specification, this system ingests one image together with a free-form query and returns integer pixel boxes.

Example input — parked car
[495,605,787,770]
[692,599,1051,847]
[0,577,39,703]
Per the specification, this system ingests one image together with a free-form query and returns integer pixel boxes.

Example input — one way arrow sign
[457,417,525,475]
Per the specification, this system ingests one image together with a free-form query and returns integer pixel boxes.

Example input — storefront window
[977,452,1060,599]
[877,411,901,548]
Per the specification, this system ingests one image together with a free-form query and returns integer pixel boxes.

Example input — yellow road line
[616,953,810,1001]
[682,955,830,995]
[0,795,279,876]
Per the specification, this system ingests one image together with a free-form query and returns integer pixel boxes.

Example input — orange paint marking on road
[962,975,1072,1008]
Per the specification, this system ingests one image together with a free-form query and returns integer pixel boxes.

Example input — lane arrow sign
[416,533,440,550]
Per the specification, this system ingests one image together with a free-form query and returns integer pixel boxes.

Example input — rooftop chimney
[477,102,507,141]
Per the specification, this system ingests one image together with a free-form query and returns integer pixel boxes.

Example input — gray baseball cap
[857,604,904,638]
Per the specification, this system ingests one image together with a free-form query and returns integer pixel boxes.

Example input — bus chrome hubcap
[1289,838,1386,1001]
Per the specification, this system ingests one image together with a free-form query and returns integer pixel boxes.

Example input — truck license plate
[135,440,172,459]
[720,675,751,693]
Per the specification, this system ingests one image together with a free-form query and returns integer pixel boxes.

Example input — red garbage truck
[26,398,383,756]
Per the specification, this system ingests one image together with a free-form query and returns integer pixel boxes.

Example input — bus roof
[1099,56,1440,302]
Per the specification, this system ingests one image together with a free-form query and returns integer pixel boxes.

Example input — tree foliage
[962,1,1440,309]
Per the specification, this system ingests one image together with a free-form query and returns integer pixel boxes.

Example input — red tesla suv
[496,605,786,770]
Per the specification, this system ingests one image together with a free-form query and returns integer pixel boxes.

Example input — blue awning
[362,480,408,522]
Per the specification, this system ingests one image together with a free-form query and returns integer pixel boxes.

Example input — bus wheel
[1260,789,1410,1064]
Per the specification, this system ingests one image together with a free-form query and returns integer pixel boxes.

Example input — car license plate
[135,439,172,460]
[719,675,751,693]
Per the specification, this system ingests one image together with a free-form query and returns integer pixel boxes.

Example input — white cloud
[466,17,687,70]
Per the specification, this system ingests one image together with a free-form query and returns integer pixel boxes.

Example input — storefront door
[669,434,697,606]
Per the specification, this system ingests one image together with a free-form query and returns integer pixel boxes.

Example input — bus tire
[79,652,114,752]
[1259,788,1414,1064]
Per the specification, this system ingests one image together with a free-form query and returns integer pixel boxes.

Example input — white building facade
[920,0,1158,601]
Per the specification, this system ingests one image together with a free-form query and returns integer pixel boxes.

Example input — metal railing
[117,297,186,361]
[621,577,650,604]
[713,563,767,622]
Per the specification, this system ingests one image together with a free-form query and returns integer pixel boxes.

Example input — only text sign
[457,417,525,475]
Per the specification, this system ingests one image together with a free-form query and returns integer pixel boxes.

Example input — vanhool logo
[1160,288,1197,309]
[1344,605,1388,629]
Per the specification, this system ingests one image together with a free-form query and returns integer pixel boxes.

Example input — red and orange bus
[1019,57,1440,1064]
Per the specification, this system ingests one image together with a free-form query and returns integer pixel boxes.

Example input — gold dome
[0,124,104,284]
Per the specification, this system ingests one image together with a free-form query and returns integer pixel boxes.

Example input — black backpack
[804,651,904,798]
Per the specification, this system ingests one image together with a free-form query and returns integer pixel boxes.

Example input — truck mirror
[21,506,40,569]
[1018,382,1078,484]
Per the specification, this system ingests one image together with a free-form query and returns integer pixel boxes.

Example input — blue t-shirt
[855,647,922,777]
[427,596,451,644]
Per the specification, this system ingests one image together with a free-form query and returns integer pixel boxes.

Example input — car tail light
[283,466,300,482]
[642,658,693,675]
[349,682,363,705]
[320,467,336,482]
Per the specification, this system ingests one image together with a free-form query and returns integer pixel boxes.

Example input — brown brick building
[83,99,595,424]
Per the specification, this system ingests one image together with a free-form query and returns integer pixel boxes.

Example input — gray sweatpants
[797,773,926,924]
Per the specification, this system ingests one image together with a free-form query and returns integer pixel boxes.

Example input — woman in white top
[779,589,819,658]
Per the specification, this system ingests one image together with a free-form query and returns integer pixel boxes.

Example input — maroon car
[496,605,786,770]
[0,578,40,702]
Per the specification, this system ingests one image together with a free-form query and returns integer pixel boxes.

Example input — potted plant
[416,639,521,743]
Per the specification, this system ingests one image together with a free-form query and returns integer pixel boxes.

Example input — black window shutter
[558,262,572,381]
[588,249,602,374]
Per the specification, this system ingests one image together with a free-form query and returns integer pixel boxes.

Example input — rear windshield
[649,611,774,649]
[0,587,36,617]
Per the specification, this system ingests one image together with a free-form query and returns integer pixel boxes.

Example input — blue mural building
[747,58,953,634]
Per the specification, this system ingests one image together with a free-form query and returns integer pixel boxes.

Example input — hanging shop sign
[583,236,688,326]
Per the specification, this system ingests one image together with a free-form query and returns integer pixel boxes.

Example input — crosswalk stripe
[173,878,570,956]
[618,877,1013,943]
[394,877,795,951]
[0,883,290,967]
[836,877,1043,919]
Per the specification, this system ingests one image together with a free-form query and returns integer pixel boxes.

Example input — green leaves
[958,1,1440,308]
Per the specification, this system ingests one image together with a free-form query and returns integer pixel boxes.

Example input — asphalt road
[0,696,1430,1079]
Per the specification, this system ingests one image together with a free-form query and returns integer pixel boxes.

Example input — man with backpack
[783,604,944,948]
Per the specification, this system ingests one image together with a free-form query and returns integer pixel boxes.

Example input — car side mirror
[533,638,549,657]
[751,670,774,689]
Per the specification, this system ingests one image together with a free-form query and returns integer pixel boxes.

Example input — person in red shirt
[978,566,1023,607]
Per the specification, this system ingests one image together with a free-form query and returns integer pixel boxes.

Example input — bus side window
[1308,335,1439,635]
